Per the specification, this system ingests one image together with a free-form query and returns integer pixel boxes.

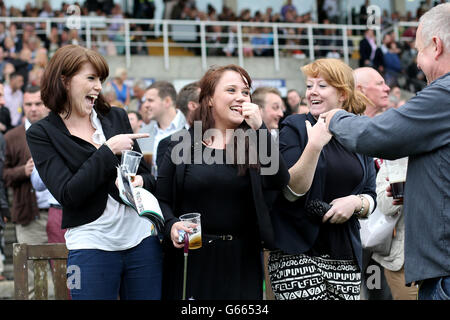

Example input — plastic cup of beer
[385,157,408,200]
[121,150,143,182]
[179,213,202,250]
[143,151,153,166]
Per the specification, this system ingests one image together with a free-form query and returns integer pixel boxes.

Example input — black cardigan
[26,107,155,229]
[270,113,377,270]
[155,124,290,249]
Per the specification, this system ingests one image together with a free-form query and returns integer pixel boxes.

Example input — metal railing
[0,16,388,71]
[392,21,419,43]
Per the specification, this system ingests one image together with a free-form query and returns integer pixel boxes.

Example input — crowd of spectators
[0,0,441,94]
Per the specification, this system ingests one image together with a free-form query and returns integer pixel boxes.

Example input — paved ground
[0,264,13,299]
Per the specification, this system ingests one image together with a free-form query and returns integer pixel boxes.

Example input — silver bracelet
[354,194,365,218]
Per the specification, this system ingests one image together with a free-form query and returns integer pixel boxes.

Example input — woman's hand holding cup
[171,221,195,249]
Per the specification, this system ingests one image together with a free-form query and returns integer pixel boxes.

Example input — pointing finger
[126,133,150,140]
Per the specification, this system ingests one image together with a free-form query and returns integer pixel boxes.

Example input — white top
[283,183,375,215]
[31,167,59,207]
[153,110,184,158]
[138,109,187,169]
[65,109,153,251]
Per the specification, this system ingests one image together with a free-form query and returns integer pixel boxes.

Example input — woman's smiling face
[66,62,102,117]
[305,76,344,119]
[210,70,251,130]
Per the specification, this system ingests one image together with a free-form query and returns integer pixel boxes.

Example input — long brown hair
[192,64,259,175]
[301,58,373,115]
[41,44,110,118]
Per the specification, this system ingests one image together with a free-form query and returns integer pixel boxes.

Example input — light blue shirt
[26,119,58,209]
[138,109,187,167]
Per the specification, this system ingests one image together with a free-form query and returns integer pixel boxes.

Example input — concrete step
[3,223,16,265]
[0,279,14,300]
[2,263,13,280]
[146,38,196,56]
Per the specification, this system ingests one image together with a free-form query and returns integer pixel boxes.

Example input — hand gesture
[305,117,332,150]
[24,158,34,177]
[242,102,263,130]
[322,195,359,224]
[105,133,149,155]
[319,109,341,130]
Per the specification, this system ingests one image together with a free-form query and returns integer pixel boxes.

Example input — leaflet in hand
[117,165,164,234]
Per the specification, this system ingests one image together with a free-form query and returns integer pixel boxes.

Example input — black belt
[203,234,235,243]
[49,204,62,209]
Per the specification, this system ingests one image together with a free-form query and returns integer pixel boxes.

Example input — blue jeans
[418,276,450,300]
[67,235,162,300]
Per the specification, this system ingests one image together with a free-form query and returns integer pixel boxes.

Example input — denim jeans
[67,235,162,300]
[418,276,450,300]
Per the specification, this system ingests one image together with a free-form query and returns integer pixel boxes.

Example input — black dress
[308,138,363,261]
[161,147,263,300]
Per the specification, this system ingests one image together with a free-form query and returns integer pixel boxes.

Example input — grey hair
[133,78,147,90]
[419,3,450,52]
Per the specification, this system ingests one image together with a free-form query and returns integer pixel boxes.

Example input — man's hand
[305,117,332,149]
[319,108,341,130]
[24,158,34,177]
[385,177,404,205]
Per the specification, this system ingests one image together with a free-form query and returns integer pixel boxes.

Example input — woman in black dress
[155,64,289,300]
[269,58,377,300]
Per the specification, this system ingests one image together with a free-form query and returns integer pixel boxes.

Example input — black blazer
[155,125,290,249]
[156,134,171,169]
[26,107,155,229]
[358,37,373,67]
[271,113,377,270]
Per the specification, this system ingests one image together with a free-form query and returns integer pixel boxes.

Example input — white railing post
[200,21,207,71]
[125,20,131,68]
[163,21,169,71]
[46,20,51,39]
[273,24,280,72]
[307,25,315,61]
[237,22,244,68]
[342,25,349,65]
[85,18,92,49]
[393,23,399,42]
[375,25,381,47]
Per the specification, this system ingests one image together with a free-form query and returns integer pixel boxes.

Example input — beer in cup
[385,157,408,200]
[121,150,143,182]
[143,151,153,166]
[179,213,202,250]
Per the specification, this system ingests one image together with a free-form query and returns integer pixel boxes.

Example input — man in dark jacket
[323,3,450,300]
[3,86,48,244]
